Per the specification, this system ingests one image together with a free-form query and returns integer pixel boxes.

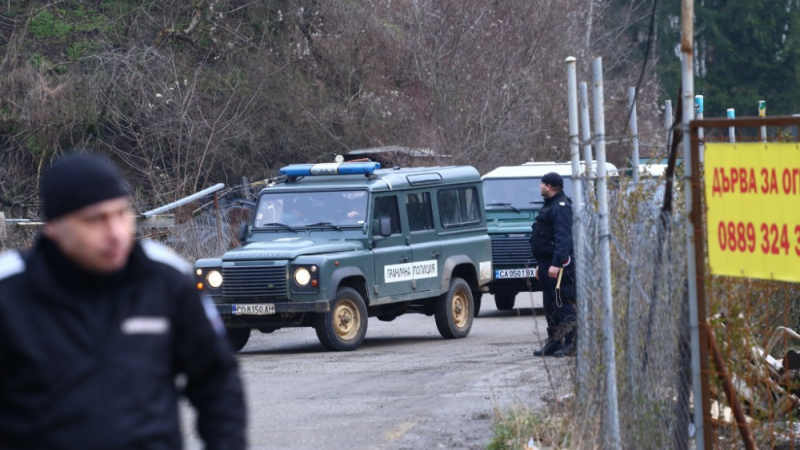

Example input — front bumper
[215,299,331,317]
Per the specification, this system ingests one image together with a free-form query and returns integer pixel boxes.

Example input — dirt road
[183,292,574,449]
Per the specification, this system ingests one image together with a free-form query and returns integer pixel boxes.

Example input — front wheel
[226,327,251,352]
[435,277,473,339]
[315,287,368,351]
[495,291,516,310]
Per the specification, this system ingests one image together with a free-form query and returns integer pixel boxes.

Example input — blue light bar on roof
[280,162,381,177]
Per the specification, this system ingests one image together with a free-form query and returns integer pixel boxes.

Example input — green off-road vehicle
[481,161,617,312]
[194,162,492,351]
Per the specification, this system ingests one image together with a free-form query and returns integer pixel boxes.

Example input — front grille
[222,265,288,298]
[491,237,536,266]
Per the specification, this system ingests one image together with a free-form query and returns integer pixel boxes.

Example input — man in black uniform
[0,153,247,449]
[530,172,577,358]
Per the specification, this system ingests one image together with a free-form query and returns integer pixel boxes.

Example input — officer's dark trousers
[537,259,577,343]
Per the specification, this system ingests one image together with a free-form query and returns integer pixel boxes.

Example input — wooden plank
[135,214,175,228]
[5,214,176,229]
[13,221,44,228]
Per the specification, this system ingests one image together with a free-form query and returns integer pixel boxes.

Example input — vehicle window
[483,177,574,209]
[373,195,402,235]
[437,187,481,228]
[405,192,434,232]
[253,190,368,227]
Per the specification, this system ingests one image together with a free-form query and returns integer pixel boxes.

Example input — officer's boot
[533,328,562,357]
[554,329,576,358]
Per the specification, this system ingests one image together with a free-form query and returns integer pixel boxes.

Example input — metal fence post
[681,0,710,442]
[592,57,621,450]
[759,100,767,142]
[579,82,595,196]
[695,95,704,163]
[628,87,640,183]
[566,57,588,399]
[727,108,736,143]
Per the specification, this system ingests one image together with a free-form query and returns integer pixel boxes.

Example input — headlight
[207,270,223,288]
[294,267,311,286]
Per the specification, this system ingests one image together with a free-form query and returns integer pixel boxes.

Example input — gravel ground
[182,292,574,449]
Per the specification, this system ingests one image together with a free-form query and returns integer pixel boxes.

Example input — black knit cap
[41,153,129,220]
[541,172,563,188]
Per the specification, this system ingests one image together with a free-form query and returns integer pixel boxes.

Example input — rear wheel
[226,327,251,352]
[472,292,483,317]
[315,287,368,351]
[435,277,473,339]
[495,291,516,310]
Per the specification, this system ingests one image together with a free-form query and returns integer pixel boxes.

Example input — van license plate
[231,304,276,315]
[495,268,536,279]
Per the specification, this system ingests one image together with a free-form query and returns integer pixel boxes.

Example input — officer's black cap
[40,153,130,220]
[541,172,563,188]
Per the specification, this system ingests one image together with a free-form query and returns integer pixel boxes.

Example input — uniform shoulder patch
[140,240,191,275]
[0,251,25,281]
[559,202,566,206]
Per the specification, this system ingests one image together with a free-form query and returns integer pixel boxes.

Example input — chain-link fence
[566,174,694,449]
[1,188,253,263]
[153,201,252,263]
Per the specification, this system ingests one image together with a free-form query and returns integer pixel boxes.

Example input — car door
[371,194,412,299]
[405,191,441,294]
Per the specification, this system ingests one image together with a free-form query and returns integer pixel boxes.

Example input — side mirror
[238,221,249,243]
[379,217,392,237]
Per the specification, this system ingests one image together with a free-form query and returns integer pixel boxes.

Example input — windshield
[483,177,574,209]
[254,190,369,228]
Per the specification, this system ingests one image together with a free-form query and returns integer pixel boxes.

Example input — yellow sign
[705,143,800,282]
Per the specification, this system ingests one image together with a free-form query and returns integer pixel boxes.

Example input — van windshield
[483,178,574,210]
[254,190,369,228]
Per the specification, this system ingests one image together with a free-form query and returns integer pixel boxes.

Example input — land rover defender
[194,162,492,351]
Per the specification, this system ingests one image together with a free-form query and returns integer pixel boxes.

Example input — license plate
[495,268,536,279]
[231,303,276,316]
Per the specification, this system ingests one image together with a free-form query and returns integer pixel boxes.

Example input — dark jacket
[530,190,573,268]
[0,237,246,450]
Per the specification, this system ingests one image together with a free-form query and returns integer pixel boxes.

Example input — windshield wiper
[305,221,342,230]
[486,202,520,212]
[262,222,297,232]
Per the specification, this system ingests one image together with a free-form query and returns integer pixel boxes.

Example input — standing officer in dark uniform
[530,172,577,357]
[0,153,247,449]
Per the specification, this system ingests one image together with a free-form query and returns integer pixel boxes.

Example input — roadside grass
[488,404,580,450]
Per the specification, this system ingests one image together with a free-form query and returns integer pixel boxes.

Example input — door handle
[431,251,441,258]
[400,256,410,263]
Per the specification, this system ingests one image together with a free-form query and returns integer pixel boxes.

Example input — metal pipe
[141,183,226,217]
[665,99,674,159]
[628,87,640,184]
[695,95,704,163]
[759,100,767,142]
[681,0,710,446]
[708,328,756,449]
[579,82,595,194]
[593,57,621,450]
